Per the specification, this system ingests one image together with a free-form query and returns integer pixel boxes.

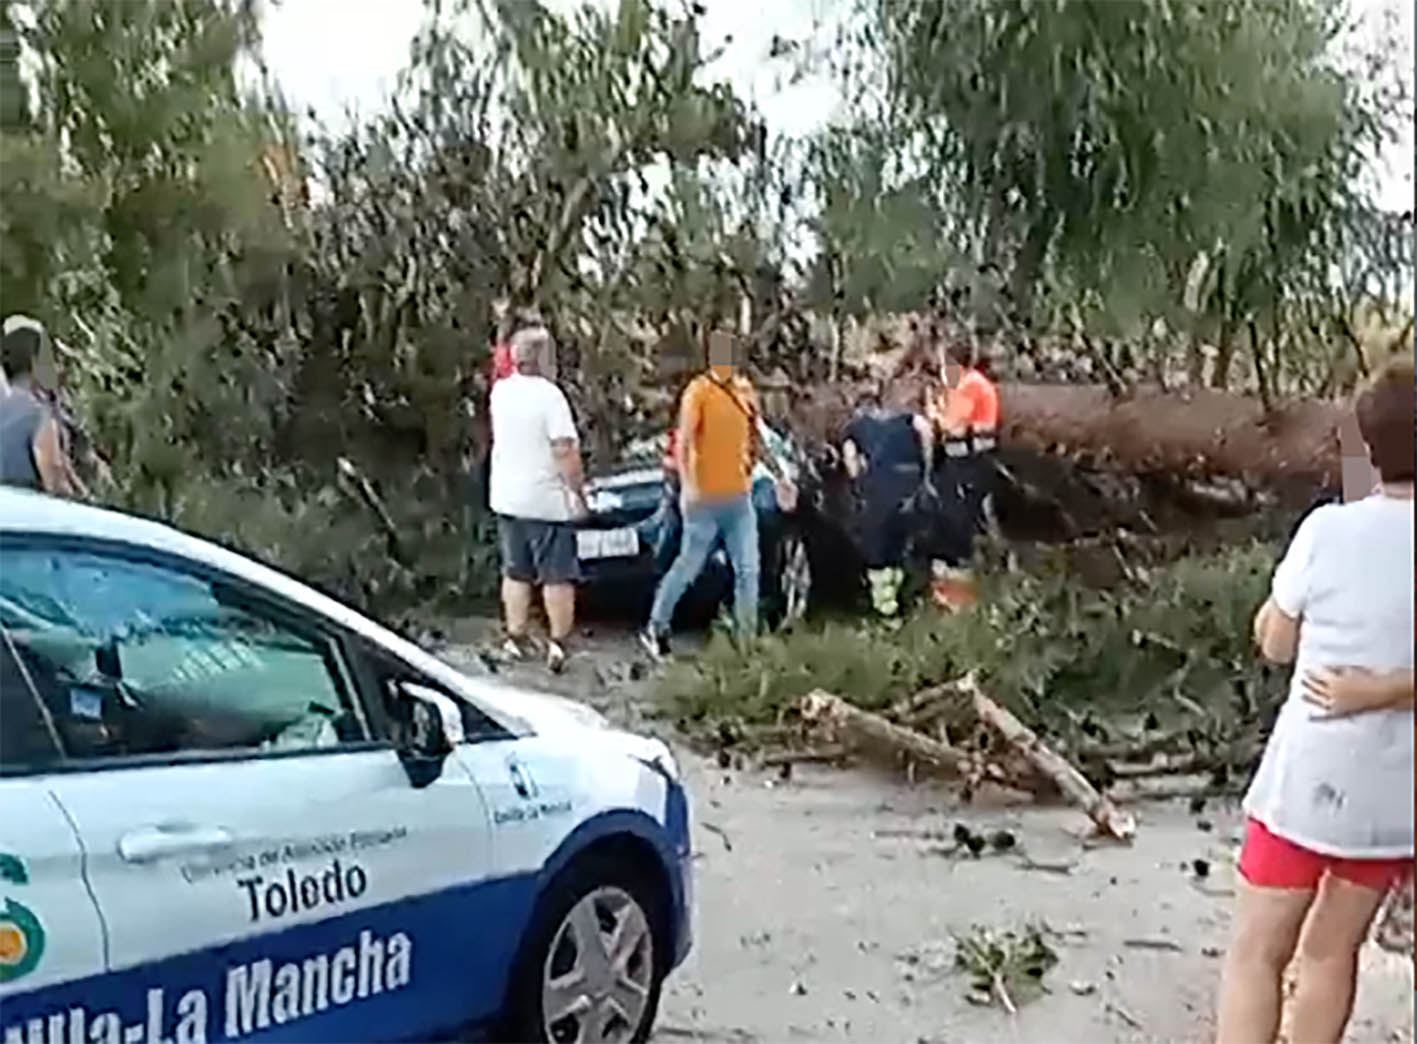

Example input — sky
[261,0,1415,213]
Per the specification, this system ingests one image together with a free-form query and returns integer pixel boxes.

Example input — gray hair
[510,325,556,378]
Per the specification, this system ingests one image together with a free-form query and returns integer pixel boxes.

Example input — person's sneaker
[638,627,670,662]
[501,636,528,661]
[546,640,567,674]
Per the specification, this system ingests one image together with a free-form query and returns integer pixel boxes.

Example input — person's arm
[1252,599,1300,665]
[677,383,701,504]
[1255,508,1320,665]
[912,413,935,479]
[1303,667,1415,718]
[842,438,864,480]
[546,388,585,514]
[551,439,585,518]
[32,415,80,498]
[741,384,778,480]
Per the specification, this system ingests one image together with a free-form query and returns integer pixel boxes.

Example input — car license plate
[577,527,638,560]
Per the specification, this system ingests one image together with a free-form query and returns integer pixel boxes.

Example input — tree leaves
[867,0,1412,359]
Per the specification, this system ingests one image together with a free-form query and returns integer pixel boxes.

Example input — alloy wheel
[778,532,812,627]
[541,885,655,1043]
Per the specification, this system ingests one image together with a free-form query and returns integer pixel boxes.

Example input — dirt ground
[436,621,1415,1044]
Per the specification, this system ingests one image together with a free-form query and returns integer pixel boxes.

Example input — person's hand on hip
[1302,667,1395,718]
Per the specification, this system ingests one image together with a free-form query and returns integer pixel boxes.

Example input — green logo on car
[0,854,44,982]
[0,896,45,982]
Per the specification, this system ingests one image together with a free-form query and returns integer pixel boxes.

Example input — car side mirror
[392,681,464,789]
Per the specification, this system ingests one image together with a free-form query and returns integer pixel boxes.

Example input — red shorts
[1239,818,1414,892]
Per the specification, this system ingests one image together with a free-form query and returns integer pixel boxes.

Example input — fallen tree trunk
[792,376,1343,492]
[999,384,1343,489]
[962,676,1137,841]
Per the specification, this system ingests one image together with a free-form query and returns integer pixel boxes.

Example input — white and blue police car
[0,488,692,1043]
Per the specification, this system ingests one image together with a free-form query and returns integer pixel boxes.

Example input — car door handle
[118,825,234,864]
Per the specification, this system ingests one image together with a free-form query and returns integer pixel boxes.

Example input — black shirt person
[841,388,933,616]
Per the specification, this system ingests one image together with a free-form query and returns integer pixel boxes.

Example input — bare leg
[543,583,575,642]
[1288,874,1389,1044]
[1216,881,1315,1044]
[502,577,533,638]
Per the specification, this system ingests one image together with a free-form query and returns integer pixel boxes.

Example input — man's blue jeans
[648,493,759,637]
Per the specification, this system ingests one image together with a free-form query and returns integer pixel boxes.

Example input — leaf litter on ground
[953,922,1059,1014]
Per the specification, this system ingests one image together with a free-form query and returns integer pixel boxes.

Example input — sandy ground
[436,621,1415,1044]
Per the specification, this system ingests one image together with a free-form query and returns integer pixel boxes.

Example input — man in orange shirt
[639,330,793,658]
[925,340,999,607]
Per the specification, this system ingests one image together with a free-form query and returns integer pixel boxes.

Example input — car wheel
[773,529,813,628]
[506,854,666,1044]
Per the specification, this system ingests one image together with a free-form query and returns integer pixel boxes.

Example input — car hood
[501,685,611,732]
[491,681,679,776]
[445,672,672,760]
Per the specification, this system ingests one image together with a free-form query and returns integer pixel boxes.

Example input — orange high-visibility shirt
[935,368,999,435]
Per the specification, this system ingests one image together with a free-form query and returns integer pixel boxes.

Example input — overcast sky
[262,0,1414,213]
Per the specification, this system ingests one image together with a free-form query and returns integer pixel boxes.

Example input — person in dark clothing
[1,316,85,497]
[841,388,934,617]
[923,339,999,608]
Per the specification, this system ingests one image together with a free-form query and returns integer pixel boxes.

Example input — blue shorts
[497,516,581,585]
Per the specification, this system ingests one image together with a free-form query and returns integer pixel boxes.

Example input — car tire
[763,527,813,629]
[503,850,667,1044]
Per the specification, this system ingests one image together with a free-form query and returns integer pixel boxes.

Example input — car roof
[0,488,531,733]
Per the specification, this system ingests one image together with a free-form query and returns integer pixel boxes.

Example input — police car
[0,488,691,1043]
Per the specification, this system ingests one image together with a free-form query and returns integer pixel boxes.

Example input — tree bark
[1209,317,1234,390]
[1009,209,1054,326]
[964,678,1136,841]
[799,690,968,776]
[998,382,1343,489]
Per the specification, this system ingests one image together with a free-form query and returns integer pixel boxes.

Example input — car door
[0,635,109,1033]
[0,536,498,1043]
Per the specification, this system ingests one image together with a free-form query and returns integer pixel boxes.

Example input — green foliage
[856,0,1412,388]
[805,125,960,319]
[659,539,1286,742]
[954,923,1058,1010]
[1,0,772,613]
[4,0,1409,623]
[0,5,31,132]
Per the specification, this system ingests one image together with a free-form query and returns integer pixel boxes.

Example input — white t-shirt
[489,374,580,522]
[1243,494,1414,858]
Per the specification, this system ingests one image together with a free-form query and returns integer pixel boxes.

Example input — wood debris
[771,657,1266,841]
[960,674,1136,841]
[798,690,970,777]
[794,675,1144,839]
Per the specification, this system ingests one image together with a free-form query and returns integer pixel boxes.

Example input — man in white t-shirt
[1217,356,1414,1044]
[489,326,586,672]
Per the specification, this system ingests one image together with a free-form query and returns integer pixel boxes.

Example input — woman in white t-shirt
[1216,357,1415,1044]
